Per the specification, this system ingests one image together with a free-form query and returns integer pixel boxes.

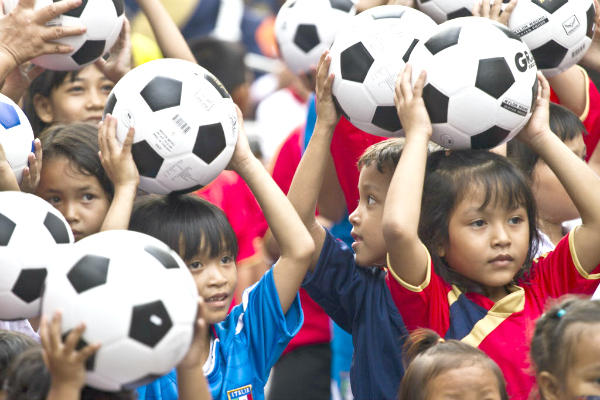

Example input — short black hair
[129,194,238,261]
[4,347,49,400]
[0,330,38,386]
[81,386,136,400]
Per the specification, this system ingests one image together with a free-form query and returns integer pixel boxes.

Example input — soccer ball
[329,5,436,137]
[0,93,34,183]
[42,230,198,391]
[0,191,73,320]
[416,0,510,23]
[3,0,125,71]
[507,0,595,76]
[408,17,538,149]
[104,58,239,195]
[275,0,356,74]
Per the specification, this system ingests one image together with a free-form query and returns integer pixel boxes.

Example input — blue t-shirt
[302,230,408,400]
[137,269,303,400]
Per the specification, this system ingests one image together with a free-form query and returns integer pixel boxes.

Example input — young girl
[398,328,508,400]
[383,66,600,399]
[530,297,600,400]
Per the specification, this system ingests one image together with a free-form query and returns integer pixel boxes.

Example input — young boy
[285,51,411,400]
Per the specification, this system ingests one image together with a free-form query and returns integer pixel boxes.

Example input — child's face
[426,363,503,400]
[349,163,392,266]
[36,156,110,241]
[185,251,237,325]
[532,135,585,225]
[558,323,600,399]
[440,186,530,300]
[36,64,114,125]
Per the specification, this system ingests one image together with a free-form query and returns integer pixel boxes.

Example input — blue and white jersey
[137,268,303,400]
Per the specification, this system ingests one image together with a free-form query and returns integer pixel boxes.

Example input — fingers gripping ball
[3,0,125,71]
[329,5,436,137]
[41,230,198,391]
[0,93,34,182]
[103,58,239,195]
[275,0,357,74]
[408,17,538,149]
[416,0,511,23]
[0,191,73,320]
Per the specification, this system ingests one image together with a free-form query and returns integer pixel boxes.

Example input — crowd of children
[1,0,600,399]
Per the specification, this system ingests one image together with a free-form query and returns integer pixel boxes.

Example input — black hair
[23,70,81,137]
[80,386,136,400]
[39,122,114,199]
[0,330,38,386]
[530,297,600,399]
[419,150,539,293]
[507,103,587,178]
[188,37,249,94]
[398,328,508,400]
[129,194,238,261]
[3,347,49,400]
[357,138,406,174]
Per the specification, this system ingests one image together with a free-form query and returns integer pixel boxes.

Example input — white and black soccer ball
[0,93,34,183]
[507,0,595,76]
[42,230,198,391]
[416,0,510,23]
[3,0,125,71]
[275,0,356,74]
[104,58,239,195]
[408,17,538,149]
[0,191,73,320]
[329,5,436,137]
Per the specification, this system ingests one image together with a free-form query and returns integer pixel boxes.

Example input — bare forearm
[177,367,211,400]
[100,184,137,231]
[46,385,80,400]
[547,66,587,118]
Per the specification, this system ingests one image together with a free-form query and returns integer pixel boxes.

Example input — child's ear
[536,371,561,400]
[32,94,54,124]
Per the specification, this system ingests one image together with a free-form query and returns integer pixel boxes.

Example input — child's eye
[101,83,114,92]
[367,195,376,205]
[509,216,524,224]
[47,196,61,204]
[82,193,95,201]
[470,219,485,227]
[188,261,203,270]
[221,255,233,264]
[67,85,84,93]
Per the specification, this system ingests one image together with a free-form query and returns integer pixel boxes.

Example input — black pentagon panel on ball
[369,7,404,19]
[0,213,15,246]
[140,77,183,112]
[112,0,124,16]
[104,93,117,116]
[205,73,230,99]
[193,123,227,164]
[531,40,568,69]
[587,4,595,39]
[425,26,461,56]
[531,0,567,14]
[447,8,472,20]
[12,269,47,304]
[144,246,179,269]
[43,212,71,244]
[67,255,109,294]
[340,42,374,83]
[294,24,320,53]
[129,300,173,348]
[131,140,164,178]
[329,0,354,13]
[372,106,403,132]
[332,95,350,121]
[495,24,522,42]
[72,40,106,66]
[402,39,419,63]
[123,374,163,390]
[61,331,96,371]
[54,0,87,17]
[422,84,449,124]
[471,126,510,149]
[475,57,515,99]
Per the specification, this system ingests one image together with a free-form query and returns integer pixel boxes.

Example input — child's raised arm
[519,73,600,273]
[382,65,431,286]
[230,106,314,313]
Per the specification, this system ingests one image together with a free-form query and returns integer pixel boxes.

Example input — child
[507,103,587,254]
[530,297,600,399]
[384,65,600,399]
[120,107,314,400]
[0,330,38,400]
[398,328,508,400]
[3,347,49,400]
[283,51,414,400]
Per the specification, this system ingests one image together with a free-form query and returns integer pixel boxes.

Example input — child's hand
[98,114,139,190]
[0,0,87,71]
[177,297,209,371]
[314,51,339,129]
[472,0,517,27]
[394,64,432,140]
[40,311,100,391]
[0,142,19,191]
[94,18,131,83]
[518,72,552,146]
[226,105,255,173]
[20,138,42,193]
[0,62,44,103]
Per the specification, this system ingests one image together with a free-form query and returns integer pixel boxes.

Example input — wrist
[315,118,337,132]
[47,381,83,399]
[230,154,260,176]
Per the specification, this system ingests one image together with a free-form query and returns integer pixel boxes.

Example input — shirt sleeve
[240,268,303,381]
[526,228,600,298]
[136,370,178,400]
[385,251,451,336]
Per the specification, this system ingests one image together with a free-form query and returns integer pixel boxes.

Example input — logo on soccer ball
[227,385,253,400]
[562,15,581,35]
[515,51,536,72]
